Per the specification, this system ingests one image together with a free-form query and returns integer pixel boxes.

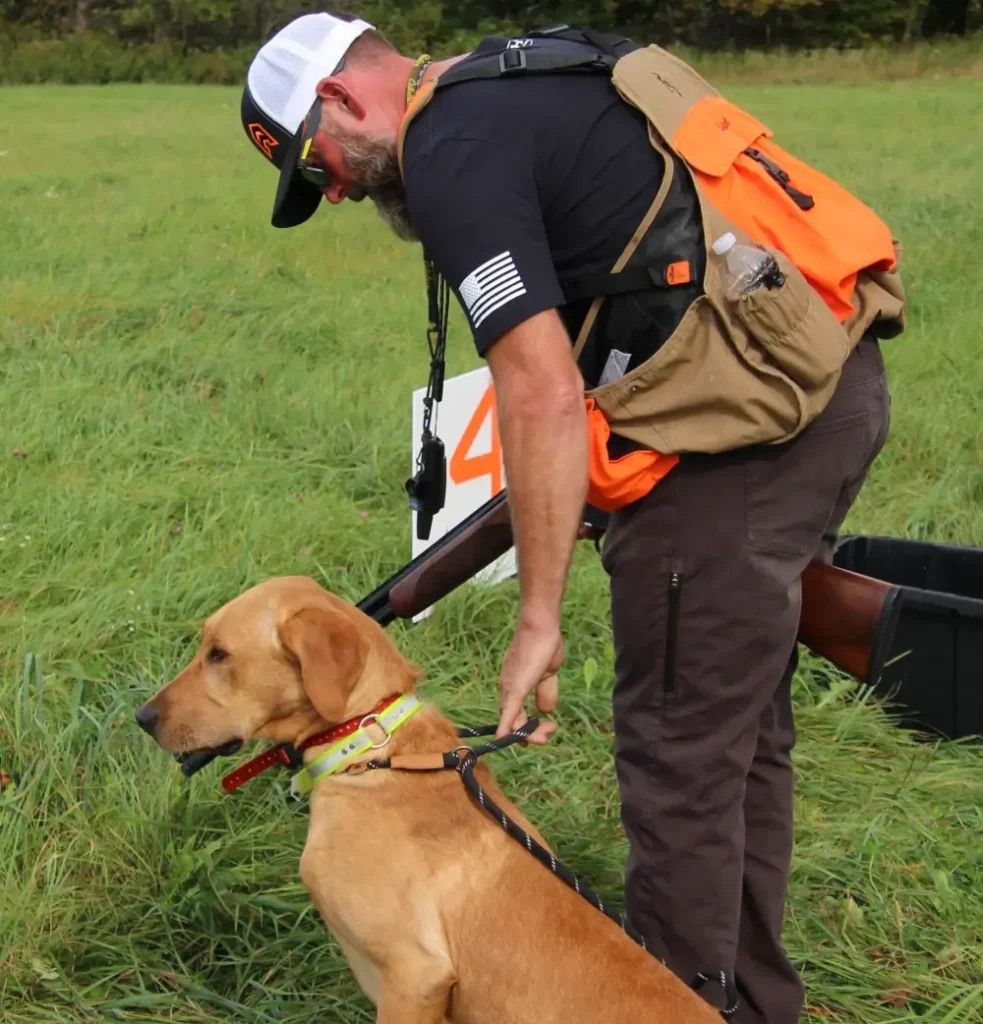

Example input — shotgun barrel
[357,490,511,626]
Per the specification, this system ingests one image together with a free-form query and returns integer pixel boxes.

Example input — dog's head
[135,576,418,756]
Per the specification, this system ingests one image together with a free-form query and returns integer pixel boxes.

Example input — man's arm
[486,308,588,742]
[402,124,585,740]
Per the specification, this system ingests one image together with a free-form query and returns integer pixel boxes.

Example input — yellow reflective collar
[290,694,423,798]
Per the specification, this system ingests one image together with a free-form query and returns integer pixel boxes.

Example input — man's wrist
[517,600,562,633]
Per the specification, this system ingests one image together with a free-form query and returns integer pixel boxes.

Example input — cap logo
[248,123,279,161]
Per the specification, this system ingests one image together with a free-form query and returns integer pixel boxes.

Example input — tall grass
[2,78,983,1022]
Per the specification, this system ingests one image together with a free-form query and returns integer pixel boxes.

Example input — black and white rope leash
[369,717,740,1019]
[452,721,651,949]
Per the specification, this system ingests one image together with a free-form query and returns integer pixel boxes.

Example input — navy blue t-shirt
[402,49,671,383]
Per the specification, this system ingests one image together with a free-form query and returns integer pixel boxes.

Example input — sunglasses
[297,97,332,188]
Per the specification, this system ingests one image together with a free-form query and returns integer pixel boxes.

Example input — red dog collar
[221,694,403,793]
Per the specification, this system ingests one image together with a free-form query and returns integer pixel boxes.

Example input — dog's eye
[206,646,229,664]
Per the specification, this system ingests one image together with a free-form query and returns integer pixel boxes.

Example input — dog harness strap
[221,694,411,793]
[388,752,448,771]
[290,694,423,798]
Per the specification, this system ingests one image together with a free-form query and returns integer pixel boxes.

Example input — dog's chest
[299,786,450,937]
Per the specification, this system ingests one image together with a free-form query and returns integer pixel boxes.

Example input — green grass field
[2,77,983,1023]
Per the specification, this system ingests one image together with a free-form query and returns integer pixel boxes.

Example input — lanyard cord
[406,53,431,105]
[421,257,449,443]
[404,52,449,539]
[408,54,446,449]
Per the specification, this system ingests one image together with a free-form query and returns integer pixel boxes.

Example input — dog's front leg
[377,958,456,1024]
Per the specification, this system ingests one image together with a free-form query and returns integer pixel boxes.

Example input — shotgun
[366,489,901,683]
[177,490,900,778]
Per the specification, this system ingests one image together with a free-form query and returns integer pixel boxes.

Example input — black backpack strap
[527,24,643,58]
[525,24,578,38]
[436,44,616,89]
[581,27,642,57]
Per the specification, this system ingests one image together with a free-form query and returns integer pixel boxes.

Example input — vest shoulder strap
[434,44,617,91]
[526,24,643,59]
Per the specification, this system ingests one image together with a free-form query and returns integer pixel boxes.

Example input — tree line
[1,0,979,86]
[2,0,979,54]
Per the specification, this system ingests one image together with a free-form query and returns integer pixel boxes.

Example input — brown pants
[600,338,891,1023]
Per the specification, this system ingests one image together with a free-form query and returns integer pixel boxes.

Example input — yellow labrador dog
[137,575,723,1024]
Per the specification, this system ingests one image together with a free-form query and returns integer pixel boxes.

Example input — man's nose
[135,702,160,738]
[322,183,346,205]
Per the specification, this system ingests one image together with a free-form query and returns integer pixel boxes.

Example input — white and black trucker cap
[241,12,374,228]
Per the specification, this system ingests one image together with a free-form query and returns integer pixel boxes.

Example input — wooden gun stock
[359,490,899,684]
[798,560,898,681]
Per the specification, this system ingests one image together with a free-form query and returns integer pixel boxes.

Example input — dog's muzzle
[174,740,243,778]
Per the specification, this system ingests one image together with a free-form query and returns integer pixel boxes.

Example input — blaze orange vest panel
[585,398,679,512]
[671,96,897,323]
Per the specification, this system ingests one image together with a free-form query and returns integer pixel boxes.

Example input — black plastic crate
[832,536,983,739]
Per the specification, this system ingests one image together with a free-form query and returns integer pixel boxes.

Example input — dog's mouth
[174,739,243,778]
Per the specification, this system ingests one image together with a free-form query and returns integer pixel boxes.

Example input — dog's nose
[135,703,160,737]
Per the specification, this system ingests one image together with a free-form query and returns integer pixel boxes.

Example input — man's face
[305,102,417,242]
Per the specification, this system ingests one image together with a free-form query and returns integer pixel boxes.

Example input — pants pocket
[745,412,869,557]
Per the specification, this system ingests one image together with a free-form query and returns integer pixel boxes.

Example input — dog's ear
[278,605,367,724]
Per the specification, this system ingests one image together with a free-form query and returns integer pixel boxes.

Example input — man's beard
[367,178,417,243]
[332,125,417,242]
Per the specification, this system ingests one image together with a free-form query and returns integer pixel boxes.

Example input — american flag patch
[459,251,526,329]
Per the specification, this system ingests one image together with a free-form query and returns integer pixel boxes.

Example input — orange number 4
[448,384,503,498]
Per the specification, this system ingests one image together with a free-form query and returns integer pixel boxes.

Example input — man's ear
[278,606,367,724]
[315,76,366,120]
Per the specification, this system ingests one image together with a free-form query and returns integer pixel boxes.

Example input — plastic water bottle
[712,232,785,301]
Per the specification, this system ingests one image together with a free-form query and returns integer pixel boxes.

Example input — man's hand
[486,309,589,744]
[497,613,563,744]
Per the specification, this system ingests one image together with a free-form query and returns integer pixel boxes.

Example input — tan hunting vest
[398,35,906,457]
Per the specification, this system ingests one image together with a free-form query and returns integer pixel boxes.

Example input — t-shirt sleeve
[404,133,565,356]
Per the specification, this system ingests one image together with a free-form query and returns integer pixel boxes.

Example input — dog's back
[443,763,723,1023]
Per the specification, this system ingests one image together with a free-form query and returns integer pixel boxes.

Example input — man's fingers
[496,693,526,738]
[499,709,556,746]
[535,674,559,715]
[523,720,557,746]
[496,628,564,740]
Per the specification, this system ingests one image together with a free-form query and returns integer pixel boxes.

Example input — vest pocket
[671,95,772,177]
[732,244,851,392]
